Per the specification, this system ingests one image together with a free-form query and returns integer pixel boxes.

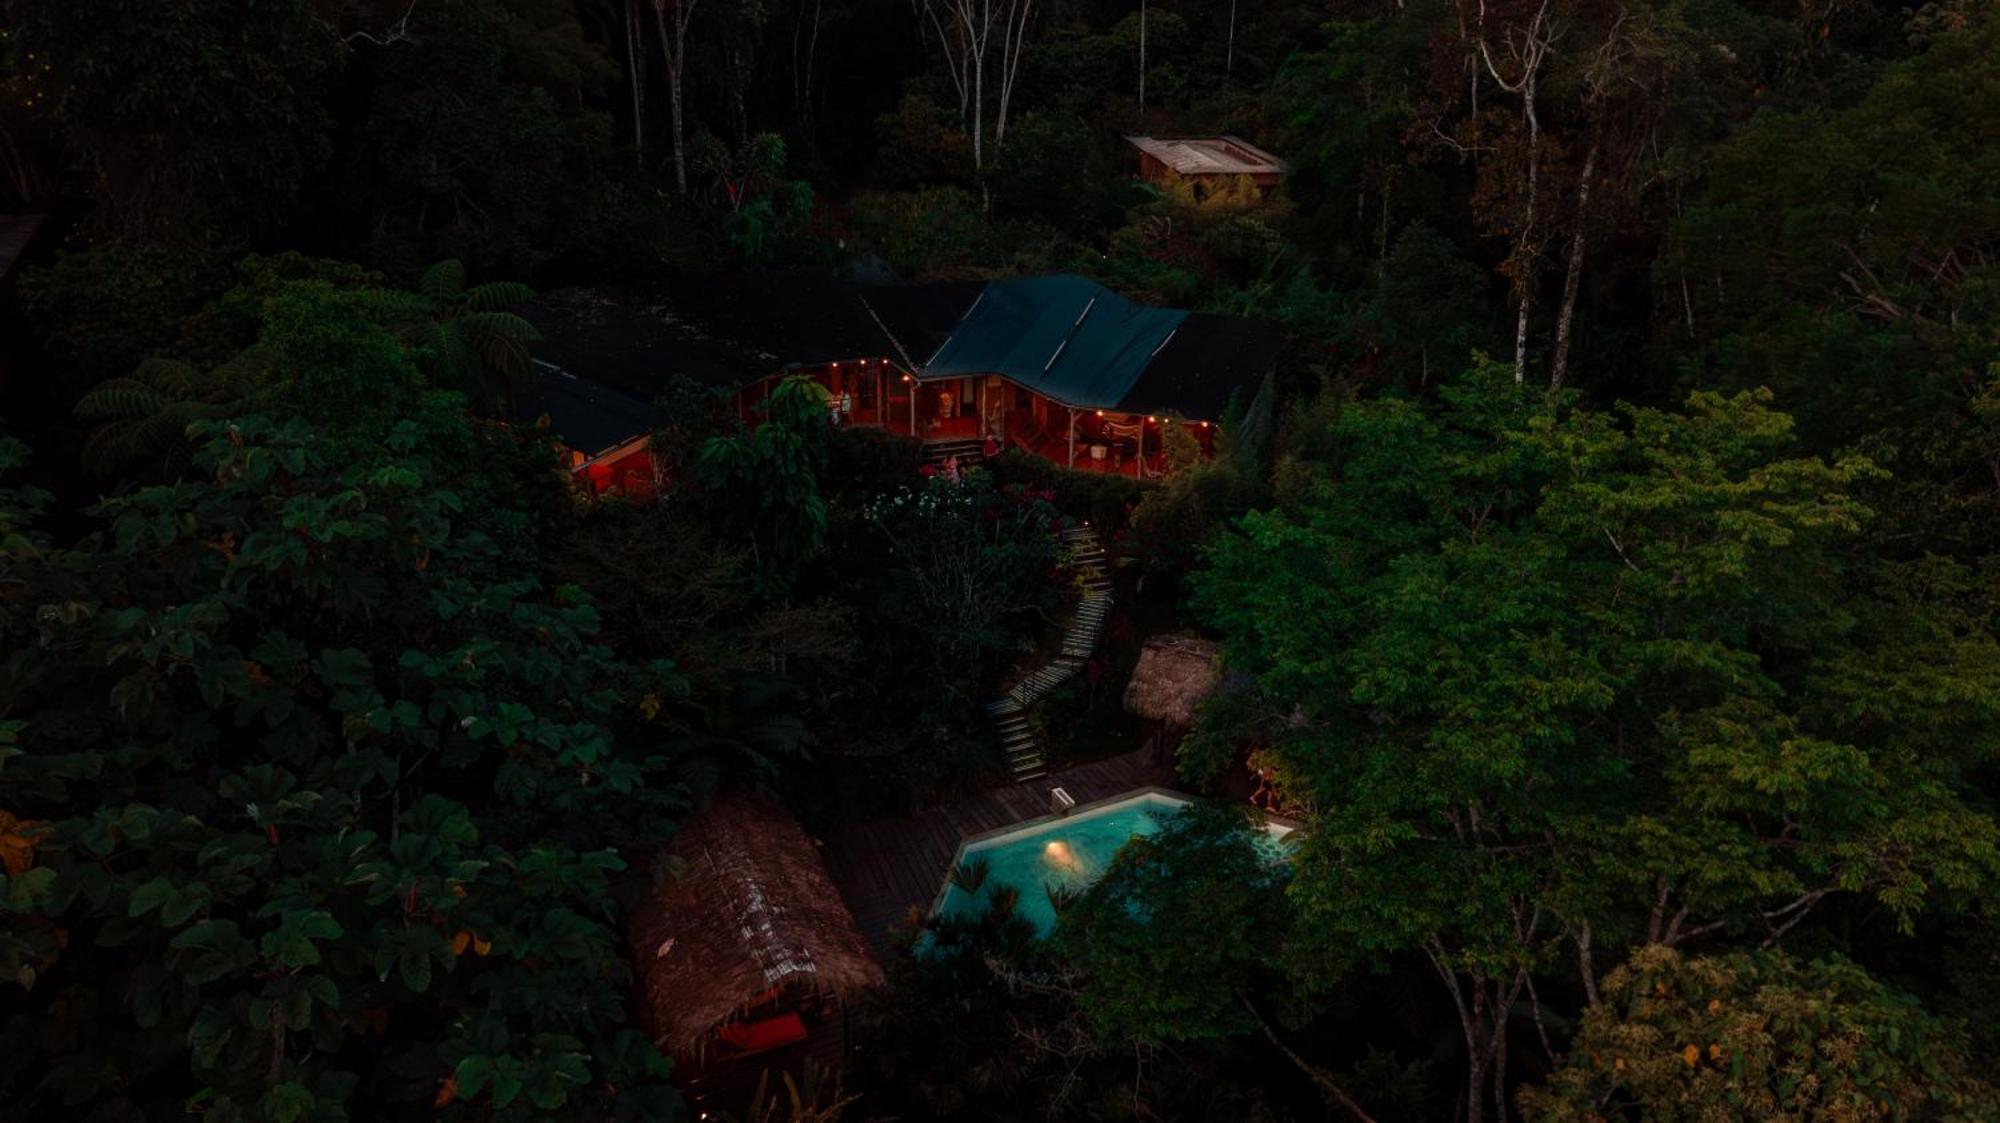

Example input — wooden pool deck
[819,747,1177,955]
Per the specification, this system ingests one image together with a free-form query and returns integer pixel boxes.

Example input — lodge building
[521,271,1283,499]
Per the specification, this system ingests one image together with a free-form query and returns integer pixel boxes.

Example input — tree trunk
[792,0,824,133]
[1510,74,1539,384]
[626,0,645,165]
[994,0,1034,151]
[1138,0,1148,112]
[972,22,985,170]
[1242,998,1379,1123]
[651,1,695,195]
[1475,1,1551,385]
[1575,921,1600,1006]
[1549,138,1598,393]
[670,63,688,193]
[731,46,750,146]
[1226,0,1236,77]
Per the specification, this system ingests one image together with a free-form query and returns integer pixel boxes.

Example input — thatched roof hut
[1123,635,1223,727]
[627,792,884,1056]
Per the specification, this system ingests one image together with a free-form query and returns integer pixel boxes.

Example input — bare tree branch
[343,0,421,46]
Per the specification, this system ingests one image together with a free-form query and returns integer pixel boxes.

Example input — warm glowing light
[1095,409,1104,417]
[1148,416,1157,423]
[1044,840,1076,867]
[902,374,912,382]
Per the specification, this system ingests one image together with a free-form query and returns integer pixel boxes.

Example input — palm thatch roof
[627,791,884,1055]
[1123,635,1223,727]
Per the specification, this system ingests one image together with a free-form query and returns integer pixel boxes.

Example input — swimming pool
[932,788,1295,937]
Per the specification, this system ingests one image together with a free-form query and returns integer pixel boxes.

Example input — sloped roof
[1124,635,1223,726]
[1120,312,1282,421]
[516,362,656,457]
[627,792,884,1055]
[858,281,985,370]
[1126,136,1288,177]
[923,275,1189,410]
[527,272,1281,442]
[526,273,902,400]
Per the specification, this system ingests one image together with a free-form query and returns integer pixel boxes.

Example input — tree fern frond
[461,282,535,312]
[132,357,201,395]
[475,333,534,385]
[75,382,169,422]
[454,311,543,344]
[419,259,467,303]
[81,422,142,476]
[432,329,480,393]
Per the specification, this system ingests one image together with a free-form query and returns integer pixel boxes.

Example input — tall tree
[1521,946,1998,1118]
[1194,367,2000,1122]
[915,0,1036,171]
[627,0,647,163]
[3,0,338,241]
[652,0,699,194]
[0,291,689,1120]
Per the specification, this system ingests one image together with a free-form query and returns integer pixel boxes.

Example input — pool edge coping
[924,785,1307,926]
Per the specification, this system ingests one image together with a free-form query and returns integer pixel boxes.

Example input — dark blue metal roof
[921,276,1189,411]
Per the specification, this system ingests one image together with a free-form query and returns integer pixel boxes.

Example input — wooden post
[1067,407,1077,469]
[908,374,917,436]
[1136,416,1145,478]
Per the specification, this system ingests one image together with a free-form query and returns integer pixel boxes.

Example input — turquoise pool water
[934,792,1291,937]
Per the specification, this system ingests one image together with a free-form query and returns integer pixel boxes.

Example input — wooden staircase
[923,437,986,466]
[983,525,1113,781]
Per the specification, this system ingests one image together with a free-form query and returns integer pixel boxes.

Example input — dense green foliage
[1194,365,2000,1119]
[1059,803,1290,1046]
[1522,945,1998,1118]
[0,288,685,1118]
[4,0,1999,1119]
